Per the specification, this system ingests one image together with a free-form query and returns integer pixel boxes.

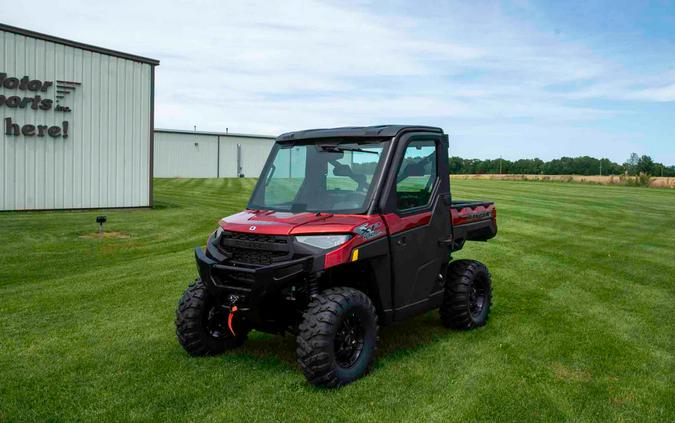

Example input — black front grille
[225,248,288,266]
[221,231,288,244]
[218,231,291,266]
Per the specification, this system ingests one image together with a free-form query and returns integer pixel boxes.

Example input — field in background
[453,173,675,188]
[1,179,673,421]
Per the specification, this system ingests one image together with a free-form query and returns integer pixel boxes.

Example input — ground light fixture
[96,216,107,237]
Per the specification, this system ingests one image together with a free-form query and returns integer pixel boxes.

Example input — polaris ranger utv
[176,125,497,387]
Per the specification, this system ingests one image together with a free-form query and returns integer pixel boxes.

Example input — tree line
[448,153,675,177]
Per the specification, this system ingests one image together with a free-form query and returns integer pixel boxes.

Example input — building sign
[0,72,74,138]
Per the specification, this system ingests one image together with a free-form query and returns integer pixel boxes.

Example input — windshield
[248,139,390,213]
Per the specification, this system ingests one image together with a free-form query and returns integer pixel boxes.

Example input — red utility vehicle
[176,125,497,387]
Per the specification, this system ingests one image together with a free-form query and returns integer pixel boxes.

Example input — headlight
[295,234,351,249]
[209,226,224,244]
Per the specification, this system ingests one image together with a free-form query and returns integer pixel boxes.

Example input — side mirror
[405,162,427,177]
[352,173,367,186]
[332,163,352,177]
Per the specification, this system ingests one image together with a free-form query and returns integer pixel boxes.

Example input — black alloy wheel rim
[334,311,365,368]
[469,276,488,318]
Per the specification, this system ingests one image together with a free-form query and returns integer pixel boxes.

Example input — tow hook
[227,305,238,337]
[226,294,240,337]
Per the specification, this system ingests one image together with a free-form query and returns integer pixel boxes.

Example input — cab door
[380,133,451,321]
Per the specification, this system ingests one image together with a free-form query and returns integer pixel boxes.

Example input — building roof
[155,128,276,140]
[0,23,160,66]
[276,125,443,142]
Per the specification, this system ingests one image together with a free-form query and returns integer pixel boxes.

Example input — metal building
[0,24,158,211]
[154,129,275,178]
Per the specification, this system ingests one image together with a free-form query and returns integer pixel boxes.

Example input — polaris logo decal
[355,222,384,240]
[458,211,492,220]
[249,226,257,231]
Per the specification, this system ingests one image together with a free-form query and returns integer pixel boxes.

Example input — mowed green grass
[1,178,673,422]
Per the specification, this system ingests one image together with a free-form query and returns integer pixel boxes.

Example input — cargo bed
[450,200,497,250]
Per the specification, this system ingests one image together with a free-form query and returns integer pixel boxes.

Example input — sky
[3,0,674,164]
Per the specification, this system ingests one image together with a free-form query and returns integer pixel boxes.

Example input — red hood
[219,210,382,236]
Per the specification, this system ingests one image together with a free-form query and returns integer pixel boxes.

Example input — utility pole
[499,157,502,174]
[599,160,602,176]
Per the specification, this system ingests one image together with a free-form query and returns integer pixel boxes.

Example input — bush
[621,174,652,187]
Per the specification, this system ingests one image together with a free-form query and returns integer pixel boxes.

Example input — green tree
[446,153,670,176]
[637,155,655,175]
[624,153,640,175]
[448,156,464,174]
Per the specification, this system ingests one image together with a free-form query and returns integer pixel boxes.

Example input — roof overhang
[0,23,160,66]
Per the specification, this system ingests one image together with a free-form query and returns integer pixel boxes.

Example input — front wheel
[296,287,379,388]
[440,260,493,329]
[175,279,248,356]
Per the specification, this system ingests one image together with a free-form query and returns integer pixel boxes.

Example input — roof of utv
[276,125,443,142]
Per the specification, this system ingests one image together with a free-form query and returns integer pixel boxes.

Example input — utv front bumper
[195,246,313,305]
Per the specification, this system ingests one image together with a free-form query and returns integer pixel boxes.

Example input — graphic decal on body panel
[354,222,384,240]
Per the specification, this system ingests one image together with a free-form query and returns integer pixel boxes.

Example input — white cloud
[2,0,673,162]
[616,83,675,102]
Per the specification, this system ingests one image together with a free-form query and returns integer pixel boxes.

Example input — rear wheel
[175,279,248,356]
[296,287,379,388]
[440,260,492,329]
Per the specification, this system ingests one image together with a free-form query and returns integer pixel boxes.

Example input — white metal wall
[153,130,275,178]
[0,29,153,210]
[153,132,219,178]
[219,135,274,178]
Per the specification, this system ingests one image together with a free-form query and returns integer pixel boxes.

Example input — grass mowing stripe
[0,178,673,422]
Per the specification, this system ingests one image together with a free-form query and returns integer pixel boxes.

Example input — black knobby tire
[296,287,379,388]
[175,279,248,356]
[440,260,493,329]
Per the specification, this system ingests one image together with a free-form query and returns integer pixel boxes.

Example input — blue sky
[3,0,674,163]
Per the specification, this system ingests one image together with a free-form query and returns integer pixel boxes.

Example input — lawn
[1,178,673,422]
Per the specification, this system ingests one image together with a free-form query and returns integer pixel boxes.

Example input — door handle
[396,236,407,247]
[438,237,453,246]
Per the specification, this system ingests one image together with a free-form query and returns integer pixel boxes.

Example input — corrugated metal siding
[154,131,274,178]
[153,132,219,178]
[1,29,152,210]
[218,136,274,178]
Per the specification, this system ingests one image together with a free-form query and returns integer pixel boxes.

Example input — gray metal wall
[1,27,155,210]
[154,130,275,178]
[153,131,219,178]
